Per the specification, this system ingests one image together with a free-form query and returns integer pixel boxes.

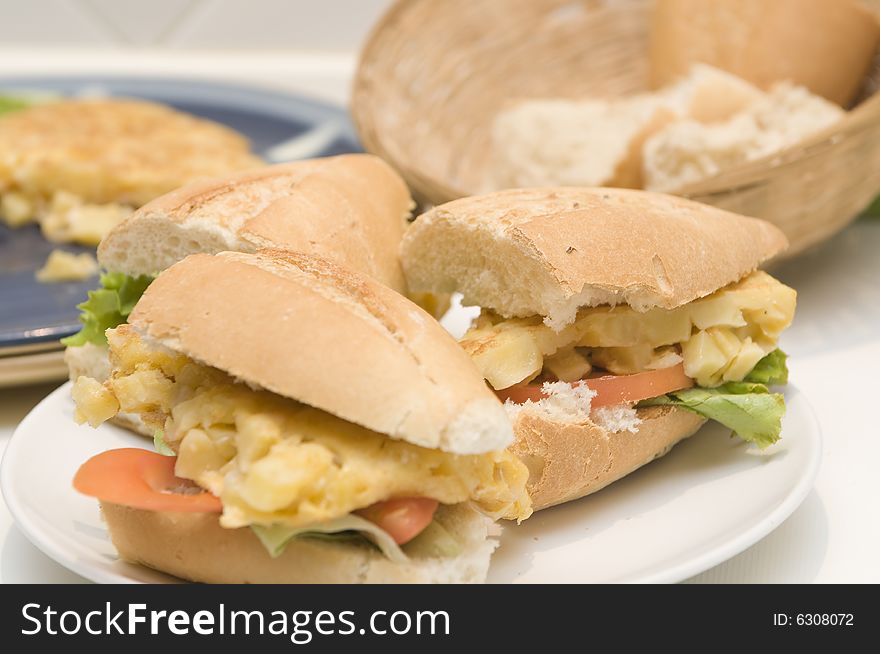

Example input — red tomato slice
[73,448,222,513]
[356,497,439,545]
[496,363,694,409]
[75,450,439,543]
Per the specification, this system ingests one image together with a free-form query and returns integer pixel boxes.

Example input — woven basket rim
[352,0,880,258]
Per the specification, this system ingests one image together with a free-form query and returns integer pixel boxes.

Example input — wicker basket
[352,0,880,257]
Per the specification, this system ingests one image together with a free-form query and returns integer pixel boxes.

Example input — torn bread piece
[490,65,763,190]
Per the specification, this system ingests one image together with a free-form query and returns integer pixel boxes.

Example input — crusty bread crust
[98,154,413,293]
[511,405,706,510]
[127,250,513,455]
[101,502,497,584]
[649,0,880,107]
[401,187,788,329]
[63,343,152,438]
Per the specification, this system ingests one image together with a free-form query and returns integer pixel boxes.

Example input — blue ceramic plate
[0,77,361,351]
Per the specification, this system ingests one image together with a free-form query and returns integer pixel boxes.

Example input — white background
[0,1,879,584]
[0,0,392,51]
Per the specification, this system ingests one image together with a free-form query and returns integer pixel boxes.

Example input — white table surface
[1,49,878,584]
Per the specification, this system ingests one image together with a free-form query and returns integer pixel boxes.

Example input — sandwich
[63,154,414,436]
[70,250,532,584]
[0,98,263,244]
[401,188,796,510]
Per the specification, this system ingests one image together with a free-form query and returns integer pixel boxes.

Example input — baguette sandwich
[63,154,414,436]
[71,250,531,583]
[401,188,796,510]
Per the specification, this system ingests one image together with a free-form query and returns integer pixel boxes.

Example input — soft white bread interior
[511,404,707,510]
[128,250,513,455]
[64,341,110,382]
[490,96,671,190]
[97,154,414,294]
[649,0,880,107]
[643,83,845,192]
[401,187,788,330]
[663,64,765,124]
[63,343,151,437]
[489,65,763,190]
[102,501,497,584]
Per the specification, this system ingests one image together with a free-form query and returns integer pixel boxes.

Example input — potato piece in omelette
[0,98,263,245]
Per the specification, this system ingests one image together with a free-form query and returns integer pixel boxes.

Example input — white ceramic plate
[1,382,821,584]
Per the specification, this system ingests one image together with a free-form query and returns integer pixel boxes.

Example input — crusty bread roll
[102,502,497,584]
[129,250,513,455]
[401,187,787,330]
[98,154,414,294]
[649,0,880,107]
[512,405,706,511]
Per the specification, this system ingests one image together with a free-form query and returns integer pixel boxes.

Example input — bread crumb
[592,405,642,434]
[504,380,596,424]
[503,380,642,433]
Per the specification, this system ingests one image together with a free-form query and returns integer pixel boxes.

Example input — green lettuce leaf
[402,520,461,559]
[639,349,790,448]
[153,430,175,456]
[251,515,408,563]
[744,349,788,385]
[0,95,31,115]
[639,381,785,448]
[0,92,60,115]
[61,272,153,346]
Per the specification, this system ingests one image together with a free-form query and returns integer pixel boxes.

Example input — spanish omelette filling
[72,326,532,533]
[462,270,796,390]
[0,98,262,245]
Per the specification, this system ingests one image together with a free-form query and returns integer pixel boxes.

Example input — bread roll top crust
[98,154,413,293]
[128,250,514,455]
[402,187,788,329]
